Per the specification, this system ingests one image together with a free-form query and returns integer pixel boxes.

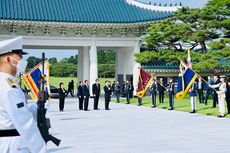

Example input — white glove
[45,101,50,110]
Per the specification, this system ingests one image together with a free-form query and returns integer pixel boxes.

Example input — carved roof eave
[0,19,156,27]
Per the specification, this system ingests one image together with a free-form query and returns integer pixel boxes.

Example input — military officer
[189,81,197,113]
[166,78,175,110]
[210,75,227,118]
[150,79,157,108]
[0,37,47,152]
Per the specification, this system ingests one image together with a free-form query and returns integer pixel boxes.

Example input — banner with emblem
[21,61,50,100]
[176,60,197,99]
[137,68,153,98]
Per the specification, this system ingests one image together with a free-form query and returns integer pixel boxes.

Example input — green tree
[136,0,230,73]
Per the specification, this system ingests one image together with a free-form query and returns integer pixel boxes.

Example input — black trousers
[94,95,100,109]
[105,97,110,109]
[212,92,218,108]
[84,97,89,110]
[126,93,130,104]
[204,91,212,105]
[78,96,84,110]
[159,92,164,103]
[197,89,204,103]
[66,89,74,97]
[152,93,156,106]
[226,97,230,114]
[169,93,174,108]
[59,97,65,111]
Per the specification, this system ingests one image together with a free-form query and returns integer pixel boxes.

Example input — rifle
[37,53,61,146]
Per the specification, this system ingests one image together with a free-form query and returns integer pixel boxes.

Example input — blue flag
[176,61,197,99]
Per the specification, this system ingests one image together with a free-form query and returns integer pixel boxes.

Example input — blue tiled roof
[0,0,173,23]
[142,61,179,69]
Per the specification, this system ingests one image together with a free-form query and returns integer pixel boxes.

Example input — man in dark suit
[166,78,175,110]
[197,77,204,104]
[66,81,74,97]
[58,82,67,111]
[92,79,101,110]
[204,76,214,105]
[83,80,90,111]
[157,78,166,103]
[104,80,112,110]
[77,81,84,110]
[125,80,132,104]
[226,78,230,114]
[114,81,121,103]
[212,75,221,108]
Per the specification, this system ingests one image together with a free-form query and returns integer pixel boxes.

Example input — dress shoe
[105,108,111,110]
[217,115,224,118]
[84,109,90,111]
[151,105,156,108]
[189,110,196,113]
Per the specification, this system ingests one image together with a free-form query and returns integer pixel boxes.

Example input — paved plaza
[44,98,230,153]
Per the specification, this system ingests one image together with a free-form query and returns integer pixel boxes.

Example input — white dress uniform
[0,37,47,153]
[0,72,47,153]
[211,83,227,116]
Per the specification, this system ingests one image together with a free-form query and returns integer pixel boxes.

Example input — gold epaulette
[7,78,19,88]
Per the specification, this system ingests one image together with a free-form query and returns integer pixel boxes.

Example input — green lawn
[114,95,230,118]
[49,76,114,88]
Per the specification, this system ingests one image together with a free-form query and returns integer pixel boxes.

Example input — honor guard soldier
[166,78,175,110]
[189,81,197,113]
[0,37,47,152]
[150,79,157,108]
[210,75,227,118]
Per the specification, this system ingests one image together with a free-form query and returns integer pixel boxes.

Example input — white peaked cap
[0,36,27,55]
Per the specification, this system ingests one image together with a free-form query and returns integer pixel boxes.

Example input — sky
[140,0,209,8]
[24,49,78,61]
[24,0,209,60]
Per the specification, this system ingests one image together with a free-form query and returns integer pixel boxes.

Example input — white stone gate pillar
[89,42,98,95]
[78,47,90,83]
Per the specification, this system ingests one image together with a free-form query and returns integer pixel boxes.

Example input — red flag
[137,68,153,98]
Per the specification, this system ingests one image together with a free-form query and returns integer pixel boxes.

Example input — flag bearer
[189,81,197,113]
[167,78,175,110]
[150,79,157,108]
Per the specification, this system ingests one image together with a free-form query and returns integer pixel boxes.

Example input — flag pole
[154,78,168,90]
